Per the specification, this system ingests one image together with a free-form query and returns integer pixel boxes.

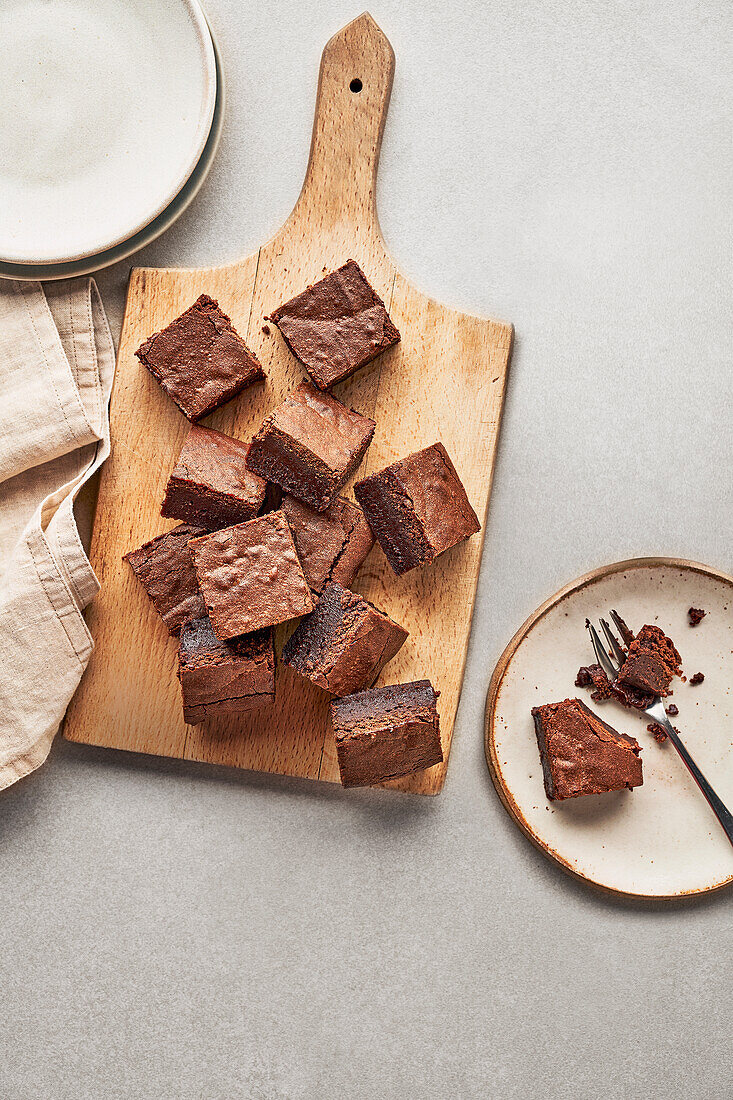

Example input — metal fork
[586,614,733,847]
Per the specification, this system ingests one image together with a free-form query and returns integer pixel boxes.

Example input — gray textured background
[2,2,732,1097]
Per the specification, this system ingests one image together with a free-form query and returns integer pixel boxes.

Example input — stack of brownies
[125,261,481,788]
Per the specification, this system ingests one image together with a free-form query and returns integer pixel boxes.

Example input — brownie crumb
[689,672,705,685]
[666,703,679,716]
[688,607,706,626]
[575,664,614,701]
[261,324,271,335]
[647,722,668,743]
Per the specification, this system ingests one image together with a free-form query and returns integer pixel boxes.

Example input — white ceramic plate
[0,23,224,283]
[485,558,733,899]
[0,0,216,265]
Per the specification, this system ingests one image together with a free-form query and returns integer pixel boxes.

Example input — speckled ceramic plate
[485,558,733,899]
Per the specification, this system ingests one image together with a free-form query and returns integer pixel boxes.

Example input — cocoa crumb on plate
[647,722,668,743]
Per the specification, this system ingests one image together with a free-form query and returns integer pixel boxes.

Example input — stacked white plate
[0,0,223,280]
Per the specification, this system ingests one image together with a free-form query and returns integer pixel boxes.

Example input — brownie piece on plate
[190,511,313,638]
[269,260,400,390]
[124,523,206,635]
[354,442,480,576]
[281,494,374,595]
[531,697,643,801]
[282,582,408,696]
[331,679,442,788]
[136,294,265,421]
[616,625,681,697]
[178,616,274,725]
[246,382,375,511]
[161,424,266,530]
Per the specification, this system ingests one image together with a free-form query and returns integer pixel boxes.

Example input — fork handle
[661,720,733,846]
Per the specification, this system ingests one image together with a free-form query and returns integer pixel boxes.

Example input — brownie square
[331,679,442,788]
[178,616,274,725]
[354,442,480,575]
[161,424,267,531]
[281,494,374,595]
[282,582,408,696]
[190,510,314,638]
[617,625,681,697]
[124,523,206,635]
[135,294,265,421]
[246,381,375,511]
[269,260,400,390]
[531,698,643,801]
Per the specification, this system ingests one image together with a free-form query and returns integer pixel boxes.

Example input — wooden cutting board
[64,13,513,794]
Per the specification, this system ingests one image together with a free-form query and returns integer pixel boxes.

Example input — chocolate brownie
[575,663,654,710]
[178,616,275,725]
[269,260,400,390]
[354,442,480,576]
[531,698,643,800]
[617,625,681,697]
[331,679,442,788]
[281,494,375,595]
[282,582,408,696]
[135,294,265,421]
[161,424,267,530]
[688,607,706,626]
[246,382,375,511]
[124,523,206,635]
[190,511,313,638]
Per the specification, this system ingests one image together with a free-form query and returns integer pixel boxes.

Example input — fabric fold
[0,278,114,791]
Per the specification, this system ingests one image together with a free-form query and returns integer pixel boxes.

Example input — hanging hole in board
[349,78,363,93]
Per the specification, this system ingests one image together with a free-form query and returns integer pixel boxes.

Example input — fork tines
[585,614,628,680]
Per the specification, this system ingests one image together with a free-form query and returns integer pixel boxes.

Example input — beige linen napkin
[0,279,114,790]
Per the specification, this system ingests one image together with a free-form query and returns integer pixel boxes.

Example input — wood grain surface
[63,13,514,794]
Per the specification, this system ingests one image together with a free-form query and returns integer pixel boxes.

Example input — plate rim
[484,555,733,902]
[0,0,216,266]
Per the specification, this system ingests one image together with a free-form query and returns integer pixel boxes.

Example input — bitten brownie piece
[124,523,206,635]
[282,582,408,696]
[331,680,442,788]
[178,616,274,725]
[531,698,643,800]
[135,294,265,421]
[354,442,480,576]
[281,494,375,595]
[161,424,267,530]
[269,260,400,390]
[190,511,313,638]
[246,381,375,511]
[575,662,654,710]
[617,625,681,697]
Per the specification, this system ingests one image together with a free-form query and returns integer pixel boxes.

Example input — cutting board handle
[290,13,395,238]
